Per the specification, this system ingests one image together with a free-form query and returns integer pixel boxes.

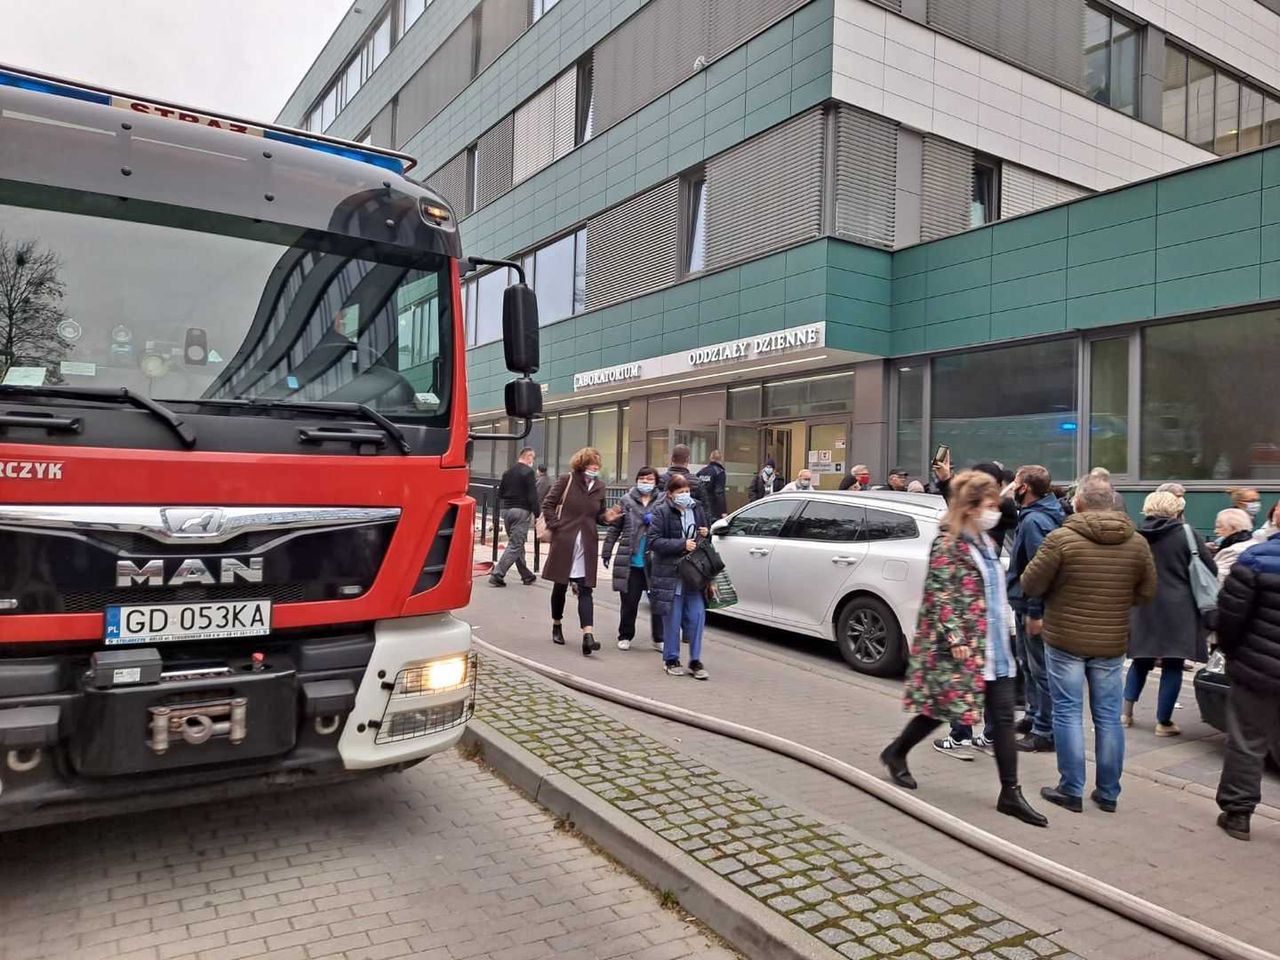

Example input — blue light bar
[0,69,109,105]
[264,130,405,174]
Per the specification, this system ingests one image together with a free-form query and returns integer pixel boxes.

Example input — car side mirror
[503,283,539,375]
[711,519,728,537]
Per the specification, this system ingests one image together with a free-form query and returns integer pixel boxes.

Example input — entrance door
[762,422,805,485]
[670,425,718,469]
[721,420,761,512]
[806,423,849,489]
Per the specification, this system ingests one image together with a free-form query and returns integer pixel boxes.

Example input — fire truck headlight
[393,654,470,695]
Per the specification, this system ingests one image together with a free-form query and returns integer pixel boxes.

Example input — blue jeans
[663,588,705,665]
[1020,615,1054,740]
[1045,646,1126,802]
[1124,658,1184,725]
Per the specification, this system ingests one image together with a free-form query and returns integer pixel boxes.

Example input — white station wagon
[709,491,950,676]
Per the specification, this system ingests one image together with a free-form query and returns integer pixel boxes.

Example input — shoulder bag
[536,476,568,544]
[678,536,726,591]
[1183,523,1218,619]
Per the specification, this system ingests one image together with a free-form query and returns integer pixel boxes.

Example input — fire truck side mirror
[504,377,542,421]
[502,283,539,375]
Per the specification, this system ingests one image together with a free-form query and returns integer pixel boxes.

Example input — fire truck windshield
[0,186,453,427]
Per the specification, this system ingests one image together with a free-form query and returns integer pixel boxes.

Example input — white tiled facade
[834,0,1217,192]
[1121,0,1280,92]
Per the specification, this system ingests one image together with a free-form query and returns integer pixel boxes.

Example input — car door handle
[831,556,859,565]
[748,547,770,557]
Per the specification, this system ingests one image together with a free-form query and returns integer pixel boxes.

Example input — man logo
[116,557,264,587]
[161,508,225,537]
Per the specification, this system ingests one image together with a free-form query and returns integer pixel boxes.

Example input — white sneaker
[932,736,975,761]
[652,639,664,652]
[664,662,686,676]
[617,638,632,650]
[971,735,996,757]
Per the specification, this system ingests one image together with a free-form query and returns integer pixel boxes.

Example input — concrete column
[1138,27,1167,130]
[894,128,923,249]
[852,359,890,481]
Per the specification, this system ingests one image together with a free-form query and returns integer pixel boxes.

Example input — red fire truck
[0,65,540,827]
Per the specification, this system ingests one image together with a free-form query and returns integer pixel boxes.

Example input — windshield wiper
[198,398,412,454]
[0,384,196,448]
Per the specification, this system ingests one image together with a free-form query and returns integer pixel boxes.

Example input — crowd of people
[490,444,1280,841]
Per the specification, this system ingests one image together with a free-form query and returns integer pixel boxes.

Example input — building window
[531,0,562,23]
[1082,3,1139,116]
[1140,310,1280,481]
[684,174,707,275]
[400,0,430,36]
[463,266,516,346]
[559,410,589,468]
[305,13,393,133]
[1163,42,1280,155]
[971,157,999,228]
[531,229,585,327]
[576,55,595,145]
[590,406,620,484]
[895,364,924,478]
[1089,337,1129,476]
[763,372,855,419]
[466,144,479,214]
[931,339,1078,481]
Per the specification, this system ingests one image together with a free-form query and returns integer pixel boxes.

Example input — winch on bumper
[0,614,476,827]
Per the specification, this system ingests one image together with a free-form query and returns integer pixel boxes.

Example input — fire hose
[474,636,1276,960]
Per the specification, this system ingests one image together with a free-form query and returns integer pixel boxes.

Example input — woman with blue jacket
[649,474,711,680]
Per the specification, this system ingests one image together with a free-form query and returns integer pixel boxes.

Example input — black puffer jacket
[601,487,661,593]
[1216,533,1280,695]
[1128,517,1214,662]
[648,499,710,619]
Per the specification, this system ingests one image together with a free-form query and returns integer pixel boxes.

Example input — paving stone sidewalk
[475,655,1080,960]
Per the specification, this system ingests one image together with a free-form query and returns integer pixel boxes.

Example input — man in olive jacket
[1020,476,1156,813]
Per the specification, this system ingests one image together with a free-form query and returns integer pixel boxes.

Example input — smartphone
[933,443,950,465]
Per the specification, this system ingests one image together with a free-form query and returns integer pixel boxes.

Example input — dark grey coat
[1128,517,1216,662]
[648,499,710,618]
[602,487,661,593]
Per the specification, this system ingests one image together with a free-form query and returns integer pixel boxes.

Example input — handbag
[677,537,725,591]
[536,477,567,544]
[706,568,738,609]
[1183,523,1218,619]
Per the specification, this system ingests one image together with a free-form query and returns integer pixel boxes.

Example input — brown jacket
[540,471,608,587]
[1019,511,1157,659]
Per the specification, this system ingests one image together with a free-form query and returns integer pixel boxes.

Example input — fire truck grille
[59,582,313,614]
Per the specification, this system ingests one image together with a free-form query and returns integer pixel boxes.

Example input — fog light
[394,654,470,696]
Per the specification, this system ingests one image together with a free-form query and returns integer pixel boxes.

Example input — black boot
[582,633,599,656]
[1218,811,1251,841]
[879,747,917,790]
[552,623,565,645]
[997,786,1048,827]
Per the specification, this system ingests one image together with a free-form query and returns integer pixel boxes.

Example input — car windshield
[0,186,452,426]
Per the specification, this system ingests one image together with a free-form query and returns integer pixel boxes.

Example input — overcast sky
[0,0,353,121]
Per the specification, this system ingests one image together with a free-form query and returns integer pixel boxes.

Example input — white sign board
[573,322,825,392]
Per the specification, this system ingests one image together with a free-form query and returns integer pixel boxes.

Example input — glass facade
[1089,337,1129,476]
[763,372,855,418]
[1163,42,1280,155]
[1082,3,1140,116]
[1141,310,1280,482]
[895,364,924,478]
[931,339,1078,481]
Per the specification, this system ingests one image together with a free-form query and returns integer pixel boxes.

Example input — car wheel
[836,596,905,677]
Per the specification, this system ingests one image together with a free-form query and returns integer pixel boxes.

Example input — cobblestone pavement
[0,750,734,960]
[467,576,1280,959]
[477,656,1079,960]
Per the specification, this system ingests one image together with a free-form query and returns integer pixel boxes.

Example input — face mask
[584,468,599,479]
[636,482,655,494]
[796,480,811,490]
[673,493,694,508]
[1246,502,1261,517]
[977,509,1001,531]
[763,467,774,477]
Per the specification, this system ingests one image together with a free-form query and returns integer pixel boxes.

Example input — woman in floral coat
[879,470,1048,827]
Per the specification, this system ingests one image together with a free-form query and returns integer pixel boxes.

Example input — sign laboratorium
[572,322,825,392]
